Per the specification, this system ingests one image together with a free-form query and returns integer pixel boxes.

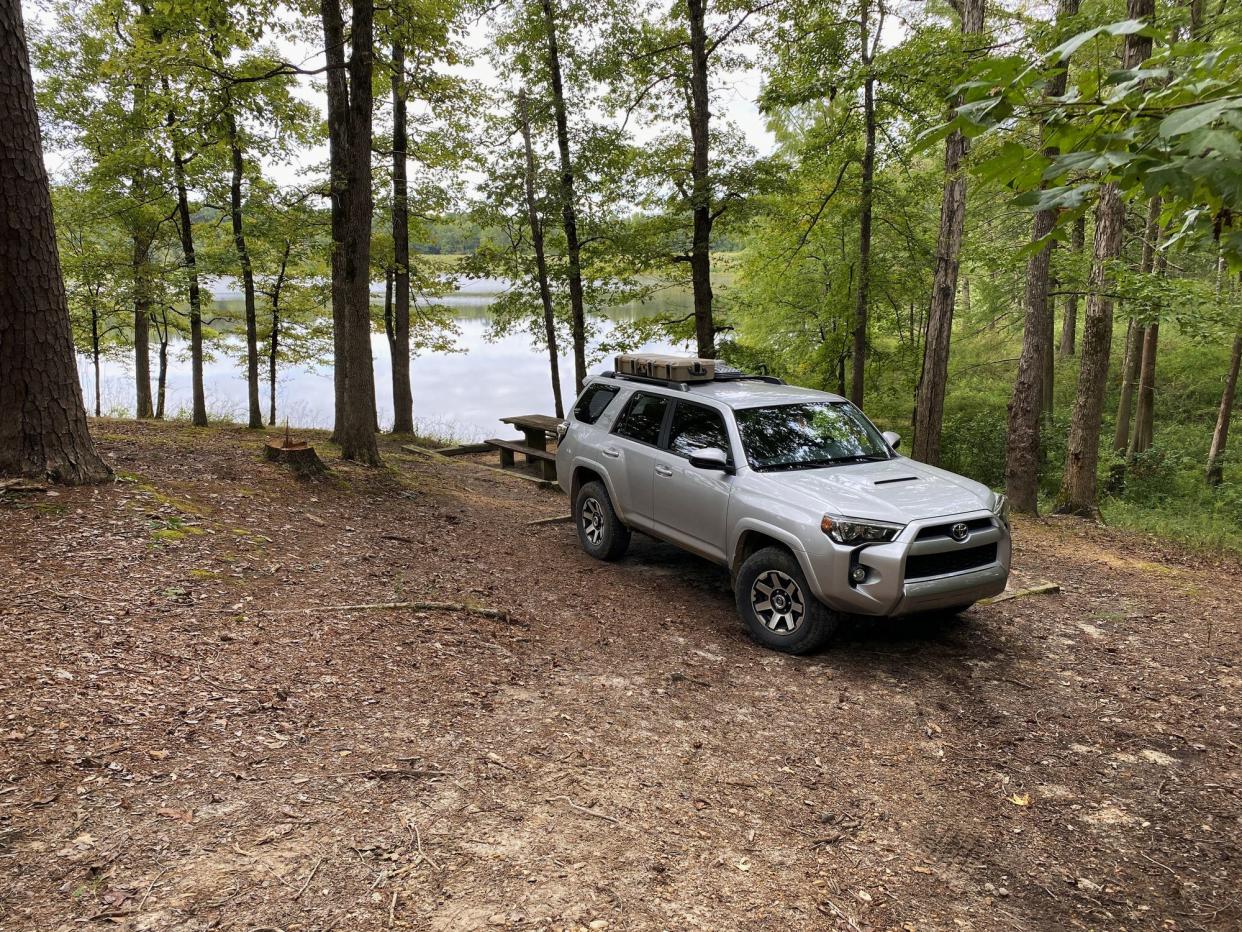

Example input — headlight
[992,493,1010,526]
[820,514,904,545]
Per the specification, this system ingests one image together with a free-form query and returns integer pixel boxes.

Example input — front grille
[915,517,994,541]
[905,543,997,580]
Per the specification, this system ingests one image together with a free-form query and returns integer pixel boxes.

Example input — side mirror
[689,446,731,472]
[882,431,901,450]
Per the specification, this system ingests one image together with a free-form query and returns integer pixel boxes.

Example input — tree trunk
[540,0,588,388]
[911,0,984,464]
[165,82,207,427]
[1206,325,1242,486]
[686,0,715,359]
[223,108,263,430]
[132,232,154,418]
[518,88,565,420]
[0,0,110,484]
[91,304,102,418]
[1059,215,1085,355]
[1129,321,1159,456]
[390,40,414,434]
[1055,0,1153,515]
[851,0,877,407]
[321,0,380,463]
[154,315,168,420]
[1005,207,1058,513]
[268,243,289,427]
[1112,319,1143,454]
[1004,0,1078,513]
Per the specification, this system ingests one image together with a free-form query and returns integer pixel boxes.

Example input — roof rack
[600,371,691,391]
[600,369,785,389]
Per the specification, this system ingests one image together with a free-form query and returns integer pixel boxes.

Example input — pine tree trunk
[390,40,414,434]
[852,0,876,407]
[1059,215,1085,355]
[685,0,716,359]
[268,244,288,427]
[321,0,379,464]
[1004,0,1077,513]
[90,302,102,417]
[224,108,263,430]
[518,89,565,420]
[1055,0,1153,515]
[541,0,589,387]
[155,322,168,420]
[0,0,110,484]
[912,0,984,464]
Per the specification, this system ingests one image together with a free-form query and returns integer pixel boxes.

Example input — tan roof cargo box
[614,354,715,383]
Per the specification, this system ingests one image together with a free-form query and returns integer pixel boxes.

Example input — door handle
[655,465,673,477]
[602,447,620,458]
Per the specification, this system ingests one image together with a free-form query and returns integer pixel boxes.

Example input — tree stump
[264,438,327,478]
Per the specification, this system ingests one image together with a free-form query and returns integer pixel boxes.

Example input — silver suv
[556,366,1011,654]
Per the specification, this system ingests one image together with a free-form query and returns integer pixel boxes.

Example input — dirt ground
[1,419,1239,932]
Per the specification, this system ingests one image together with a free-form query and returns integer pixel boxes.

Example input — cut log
[264,439,327,478]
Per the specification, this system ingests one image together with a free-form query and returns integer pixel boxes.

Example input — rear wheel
[574,481,630,561]
[735,546,840,654]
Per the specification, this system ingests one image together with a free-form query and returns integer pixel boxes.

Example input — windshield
[734,402,892,471]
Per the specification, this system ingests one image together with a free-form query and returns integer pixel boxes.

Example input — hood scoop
[873,475,920,485]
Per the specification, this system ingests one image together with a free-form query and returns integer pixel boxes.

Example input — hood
[754,456,995,525]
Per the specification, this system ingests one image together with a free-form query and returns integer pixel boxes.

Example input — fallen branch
[294,854,325,900]
[546,795,620,825]
[224,601,521,624]
[980,582,1061,604]
[526,514,572,527]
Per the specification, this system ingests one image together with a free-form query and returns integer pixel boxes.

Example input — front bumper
[802,510,1011,616]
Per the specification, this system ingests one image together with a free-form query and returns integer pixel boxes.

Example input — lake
[80,277,691,441]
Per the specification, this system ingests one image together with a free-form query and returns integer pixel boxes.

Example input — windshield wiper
[757,454,886,472]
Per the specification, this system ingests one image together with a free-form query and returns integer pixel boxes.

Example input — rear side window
[667,402,731,460]
[613,392,669,446]
[574,384,619,424]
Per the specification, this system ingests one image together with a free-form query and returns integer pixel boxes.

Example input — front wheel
[574,481,630,561]
[736,546,840,654]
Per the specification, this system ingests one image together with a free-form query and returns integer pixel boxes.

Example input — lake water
[80,277,690,441]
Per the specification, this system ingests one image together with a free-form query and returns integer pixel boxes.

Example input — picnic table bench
[485,413,564,482]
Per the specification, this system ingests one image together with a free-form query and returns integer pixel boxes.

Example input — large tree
[911,0,985,465]
[0,0,109,484]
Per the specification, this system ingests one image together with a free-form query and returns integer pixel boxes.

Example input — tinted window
[734,402,891,471]
[613,392,669,446]
[667,402,730,460]
[574,384,619,424]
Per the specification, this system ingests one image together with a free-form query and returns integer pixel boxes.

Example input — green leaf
[1048,20,1149,65]
[1159,99,1237,137]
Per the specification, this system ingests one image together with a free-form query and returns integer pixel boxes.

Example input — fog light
[849,565,867,583]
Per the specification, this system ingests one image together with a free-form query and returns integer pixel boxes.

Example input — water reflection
[81,282,690,440]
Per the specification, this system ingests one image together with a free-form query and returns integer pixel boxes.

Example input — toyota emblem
[950,522,969,542]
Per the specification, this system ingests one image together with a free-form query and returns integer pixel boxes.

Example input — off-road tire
[736,546,840,654]
[574,481,630,561]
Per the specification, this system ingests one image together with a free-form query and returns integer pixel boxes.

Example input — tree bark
[165,79,207,427]
[911,0,984,464]
[321,0,380,463]
[1112,319,1143,454]
[389,40,414,434]
[686,0,715,359]
[1055,0,1154,515]
[131,232,154,418]
[1059,215,1085,355]
[223,107,263,430]
[268,242,289,426]
[518,88,565,420]
[1206,325,1242,486]
[0,0,110,484]
[90,303,102,417]
[851,0,878,407]
[1004,0,1078,513]
[540,0,588,388]
[154,310,168,420]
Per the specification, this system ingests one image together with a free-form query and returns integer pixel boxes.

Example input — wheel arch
[570,461,626,522]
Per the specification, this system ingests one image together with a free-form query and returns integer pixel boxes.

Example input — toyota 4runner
[555,357,1011,654]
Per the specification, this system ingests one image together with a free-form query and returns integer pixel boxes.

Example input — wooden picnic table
[499,414,564,452]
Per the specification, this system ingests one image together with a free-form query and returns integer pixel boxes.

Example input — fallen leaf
[148,749,170,760]
[1009,793,1031,807]
[157,807,193,823]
